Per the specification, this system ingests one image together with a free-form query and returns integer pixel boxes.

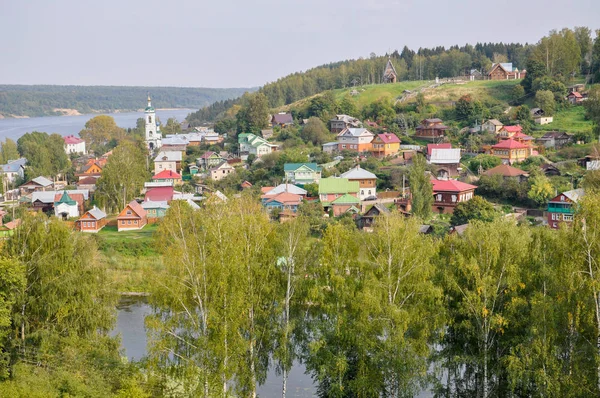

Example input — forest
[0,85,254,118]
[1,191,600,397]
[188,26,598,124]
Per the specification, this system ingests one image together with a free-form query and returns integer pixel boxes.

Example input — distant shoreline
[0,108,195,120]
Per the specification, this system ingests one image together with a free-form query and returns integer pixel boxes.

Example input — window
[121,221,125,225]
[148,116,152,123]
[128,220,131,225]
[436,194,442,202]
[126,210,132,215]
[563,215,573,221]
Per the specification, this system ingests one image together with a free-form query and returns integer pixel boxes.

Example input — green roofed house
[318,177,360,207]
[284,163,322,185]
[54,190,79,219]
[238,133,278,158]
[331,193,361,217]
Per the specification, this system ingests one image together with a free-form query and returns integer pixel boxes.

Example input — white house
[210,161,235,181]
[238,133,278,157]
[154,151,182,174]
[0,158,26,184]
[63,135,86,154]
[54,191,79,219]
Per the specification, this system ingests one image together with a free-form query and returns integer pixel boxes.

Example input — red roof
[568,91,583,98]
[264,192,303,205]
[431,179,477,193]
[153,170,181,179]
[63,135,84,144]
[199,151,216,159]
[483,164,528,177]
[377,133,401,144]
[145,186,174,202]
[427,143,452,156]
[511,132,533,140]
[502,125,522,133]
[119,200,147,219]
[261,186,274,194]
[76,176,98,185]
[492,138,529,149]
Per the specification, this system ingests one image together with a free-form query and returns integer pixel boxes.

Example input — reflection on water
[112,297,317,397]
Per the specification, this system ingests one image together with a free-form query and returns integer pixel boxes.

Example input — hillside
[0,85,255,118]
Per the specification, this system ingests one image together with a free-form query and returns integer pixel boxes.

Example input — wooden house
[547,189,584,229]
[337,128,374,152]
[117,201,148,232]
[357,204,390,230]
[329,115,362,133]
[371,133,400,157]
[284,163,322,185]
[382,58,398,83]
[209,162,235,181]
[482,164,529,182]
[415,119,449,140]
[489,138,532,164]
[341,166,377,200]
[318,178,360,207]
[567,91,584,104]
[482,119,503,133]
[76,206,107,233]
[431,179,477,214]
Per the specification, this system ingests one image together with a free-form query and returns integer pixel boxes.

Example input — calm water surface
[0,109,193,142]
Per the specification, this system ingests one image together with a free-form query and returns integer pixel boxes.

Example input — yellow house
[490,138,532,164]
[371,133,400,157]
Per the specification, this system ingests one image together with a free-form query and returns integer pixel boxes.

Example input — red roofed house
[482,164,529,182]
[415,119,449,140]
[426,143,452,156]
[431,179,477,214]
[117,200,148,232]
[145,186,174,202]
[497,125,522,140]
[76,176,98,192]
[63,135,86,155]
[489,138,533,164]
[153,170,182,185]
[262,192,303,213]
[371,133,401,157]
[567,91,584,105]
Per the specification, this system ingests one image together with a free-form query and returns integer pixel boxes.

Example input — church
[145,94,162,150]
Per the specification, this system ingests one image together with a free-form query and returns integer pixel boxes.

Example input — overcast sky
[1,0,598,88]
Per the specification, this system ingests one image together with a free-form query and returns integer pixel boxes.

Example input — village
[0,63,596,239]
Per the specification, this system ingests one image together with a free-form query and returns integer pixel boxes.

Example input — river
[0,109,193,142]
[113,298,435,397]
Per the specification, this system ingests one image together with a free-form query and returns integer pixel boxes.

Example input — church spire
[147,93,152,108]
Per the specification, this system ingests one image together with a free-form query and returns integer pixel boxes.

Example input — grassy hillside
[0,85,255,118]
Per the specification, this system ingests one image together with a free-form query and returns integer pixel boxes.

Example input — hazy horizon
[1,0,599,89]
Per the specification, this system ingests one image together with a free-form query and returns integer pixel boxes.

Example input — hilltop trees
[236,92,269,135]
[17,132,69,179]
[0,139,19,164]
[79,115,126,154]
[408,155,433,219]
[300,117,330,146]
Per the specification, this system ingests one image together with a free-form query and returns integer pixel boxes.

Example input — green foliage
[300,117,330,146]
[510,84,525,105]
[0,139,19,164]
[450,196,498,226]
[527,171,554,205]
[161,117,181,136]
[582,170,600,193]
[79,115,126,154]
[535,90,556,116]
[337,95,358,116]
[236,92,269,134]
[408,154,433,219]
[469,154,502,173]
[17,132,70,179]
[95,140,150,213]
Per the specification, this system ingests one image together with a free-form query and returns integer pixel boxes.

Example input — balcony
[547,206,573,214]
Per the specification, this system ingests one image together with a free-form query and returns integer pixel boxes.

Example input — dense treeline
[137,192,600,398]
[189,27,597,125]
[0,85,253,117]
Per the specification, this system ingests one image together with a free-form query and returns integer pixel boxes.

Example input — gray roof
[32,176,53,187]
[0,158,27,173]
[155,151,183,162]
[341,166,377,179]
[87,206,106,220]
[265,184,307,196]
[485,119,503,126]
[142,200,170,210]
[32,189,90,203]
[339,128,374,137]
[429,148,461,164]
[563,188,585,203]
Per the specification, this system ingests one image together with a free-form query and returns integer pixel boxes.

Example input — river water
[0,109,193,142]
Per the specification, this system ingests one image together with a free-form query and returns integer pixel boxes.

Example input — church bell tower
[145,94,162,151]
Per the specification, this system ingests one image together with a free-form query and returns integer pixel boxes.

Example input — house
[482,164,529,182]
[415,119,449,140]
[241,180,253,189]
[382,57,398,83]
[19,176,54,194]
[322,142,338,154]
[262,192,303,213]
[488,63,526,80]
[337,128,374,152]
[540,163,561,176]
[197,151,224,170]
[497,125,522,139]
[29,190,88,214]
[117,201,147,232]
[341,166,377,200]
[536,132,573,149]
[161,136,188,152]
[371,133,400,157]
[578,155,600,170]
[210,162,235,181]
[203,132,223,145]
[0,158,26,184]
[426,143,452,156]
[76,206,107,233]
[547,189,585,229]
[261,184,308,197]
[145,186,174,202]
[489,138,533,164]
[53,191,81,219]
[0,219,21,238]
[238,133,278,157]
[154,151,182,174]
[469,69,483,81]
[76,158,106,180]
[271,113,294,127]
[329,114,362,133]
[531,108,553,125]
[482,119,504,134]
[428,148,461,179]
[261,129,274,139]
[63,135,86,154]
[189,165,199,175]
[152,170,182,185]
[331,194,361,217]
[357,204,391,230]
[431,179,477,214]
[567,91,584,104]
[284,163,322,185]
[75,176,98,192]
[318,178,360,206]
[142,200,170,219]
[449,224,469,235]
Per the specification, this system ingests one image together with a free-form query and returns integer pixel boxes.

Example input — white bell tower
[145,94,162,150]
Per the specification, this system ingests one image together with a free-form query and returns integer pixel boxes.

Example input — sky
[1,0,599,88]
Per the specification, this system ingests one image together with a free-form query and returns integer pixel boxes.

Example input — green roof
[318,178,359,195]
[55,191,76,206]
[284,163,321,172]
[145,106,155,112]
[332,194,360,205]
